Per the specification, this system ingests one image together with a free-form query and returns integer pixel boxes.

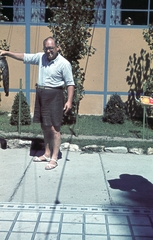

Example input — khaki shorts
[33,87,64,131]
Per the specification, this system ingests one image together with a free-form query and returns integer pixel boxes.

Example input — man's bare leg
[45,126,61,169]
[50,126,61,160]
[40,125,51,160]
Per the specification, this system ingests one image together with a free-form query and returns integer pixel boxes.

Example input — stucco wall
[0,25,151,115]
[0,25,25,111]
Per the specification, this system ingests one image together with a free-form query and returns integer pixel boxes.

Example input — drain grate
[0,203,153,215]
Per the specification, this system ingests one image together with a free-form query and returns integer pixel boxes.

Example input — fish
[0,56,9,96]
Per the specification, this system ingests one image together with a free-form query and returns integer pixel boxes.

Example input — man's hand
[63,101,72,114]
[0,50,6,56]
[63,85,74,114]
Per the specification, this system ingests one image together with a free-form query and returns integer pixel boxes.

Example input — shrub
[102,94,125,124]
[10,91,31,126]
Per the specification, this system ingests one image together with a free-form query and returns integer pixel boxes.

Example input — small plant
[143,74,153,97]
[102,94,125,124]
[0,39,10,51]
[10,91,31,127]
[0,1,9,21]
[142,24,153,96]
[143,23,153,50]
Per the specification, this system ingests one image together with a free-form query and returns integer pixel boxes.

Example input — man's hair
[43,36,59,47]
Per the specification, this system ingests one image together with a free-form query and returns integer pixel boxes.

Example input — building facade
[0,0,152,115]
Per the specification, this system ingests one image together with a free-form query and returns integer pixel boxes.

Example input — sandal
[33,155,50,162]
[45,159,58,170]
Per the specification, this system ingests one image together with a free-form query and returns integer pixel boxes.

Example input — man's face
[43,38,59,61]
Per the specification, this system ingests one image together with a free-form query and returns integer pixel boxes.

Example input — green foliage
[125,49,152,93]
[125,49,153,118]
[102,94,125,124]
[46,0,96,124]
[0,39,10,51]
[143,75,153,96]
[10,91,31,126]
[143,23,153,50]
[142,25,153,94]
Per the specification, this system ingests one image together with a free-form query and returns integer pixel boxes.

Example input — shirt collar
[46,52,59,64]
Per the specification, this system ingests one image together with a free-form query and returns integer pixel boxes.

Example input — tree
[10,91,31,127]
[46,0,96,125]
[102,94,125,124]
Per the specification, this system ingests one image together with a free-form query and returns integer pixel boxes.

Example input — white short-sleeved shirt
[24,52,75,87]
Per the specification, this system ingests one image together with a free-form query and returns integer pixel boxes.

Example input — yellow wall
[108,28,150,92]
[0,25,151,115]
[0,25,25,111]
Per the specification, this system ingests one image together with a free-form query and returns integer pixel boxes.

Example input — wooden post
[18,78,22,134]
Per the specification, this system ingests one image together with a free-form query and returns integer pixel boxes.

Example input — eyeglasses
[43,46,56,52]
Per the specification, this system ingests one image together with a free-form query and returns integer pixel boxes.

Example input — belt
[36,84,63,90]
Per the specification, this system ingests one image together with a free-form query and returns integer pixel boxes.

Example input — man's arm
[0,50,24,61]
[64,85,74,113]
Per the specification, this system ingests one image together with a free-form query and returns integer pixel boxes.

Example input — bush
[102,94,125,124]
[10,91,31,126]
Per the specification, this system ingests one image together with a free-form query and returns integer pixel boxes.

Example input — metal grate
[0,203,153,215]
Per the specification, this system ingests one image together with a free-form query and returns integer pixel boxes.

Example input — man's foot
[33,155,50,162]
[45,159,58,170]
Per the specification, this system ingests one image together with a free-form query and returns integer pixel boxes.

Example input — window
[121,0,149,25]
[110,0,122,25]
[0,0,106,24]
[1,0,13,22]
[110,0,153,26]
[31,0,66,23]
[95,0,106,25]
[1,0,153,26]
[31,0,45,23]
[1,0,25,22]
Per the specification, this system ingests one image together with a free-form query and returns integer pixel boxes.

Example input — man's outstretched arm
[0,50,24,61]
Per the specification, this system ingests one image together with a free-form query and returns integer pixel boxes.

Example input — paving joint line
[8,158,33,202]
[99,152,114,205]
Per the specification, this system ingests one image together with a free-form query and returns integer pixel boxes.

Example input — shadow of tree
[125,49,153,118]
[108,174,153,205]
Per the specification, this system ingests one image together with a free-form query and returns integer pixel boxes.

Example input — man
[0,36,75,170]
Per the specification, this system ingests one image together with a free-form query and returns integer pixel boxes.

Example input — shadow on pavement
[29,138,62,159]
[0,137,7,149]
[108,174,153,205]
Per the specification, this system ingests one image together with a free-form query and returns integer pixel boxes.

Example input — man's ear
[57,45,61,52]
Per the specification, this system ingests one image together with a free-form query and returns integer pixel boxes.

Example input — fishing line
[7,25,13,47]
[84,3,99,75]
[31,6,40,136]
[69,1,100,136]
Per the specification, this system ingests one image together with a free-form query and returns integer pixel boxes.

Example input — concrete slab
[0,148,153,208]
[101,153,153,207]
[0,150,109,205]
[1,147,153,239]
[0,148,31,202]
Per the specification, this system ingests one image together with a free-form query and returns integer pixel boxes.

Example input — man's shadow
[108,174,153,205]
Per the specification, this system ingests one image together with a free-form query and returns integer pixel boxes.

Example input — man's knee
[51,125,60,133]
